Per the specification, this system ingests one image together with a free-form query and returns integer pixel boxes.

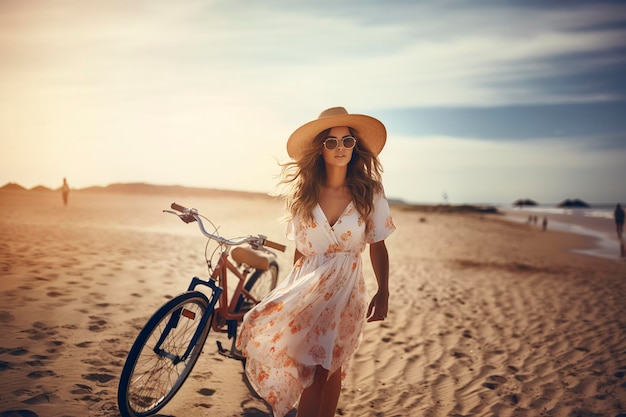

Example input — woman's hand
[367,290,389,322]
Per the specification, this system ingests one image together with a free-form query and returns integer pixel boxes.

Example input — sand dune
[1,189,625,416]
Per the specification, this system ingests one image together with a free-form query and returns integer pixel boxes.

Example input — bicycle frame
[211,250,258,326]
[146,245,258,368]
[153,277,222,364]
[162,245,266,353]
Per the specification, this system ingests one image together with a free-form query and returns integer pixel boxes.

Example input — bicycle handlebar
[166,202,287,253]
[263,239,287,252]
[170,202,187,213]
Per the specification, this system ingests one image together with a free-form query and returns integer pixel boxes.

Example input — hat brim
[287,114,386,159]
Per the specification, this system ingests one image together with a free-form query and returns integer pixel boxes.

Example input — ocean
[500,204,624,261]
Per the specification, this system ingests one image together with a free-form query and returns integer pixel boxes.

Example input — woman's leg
[318,367,342,417]
[296,365,342,417]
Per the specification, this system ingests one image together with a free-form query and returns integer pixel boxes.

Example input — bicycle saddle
[231,247,270,271]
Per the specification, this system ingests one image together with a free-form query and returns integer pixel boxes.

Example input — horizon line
[1,180,620,208]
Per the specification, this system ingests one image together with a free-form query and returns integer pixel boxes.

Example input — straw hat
[286,107,386,159]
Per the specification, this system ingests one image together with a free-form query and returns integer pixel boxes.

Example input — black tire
[118,291,212,417]
[235,260,279,313]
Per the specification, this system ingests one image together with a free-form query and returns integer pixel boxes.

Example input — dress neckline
[317,201,354,228]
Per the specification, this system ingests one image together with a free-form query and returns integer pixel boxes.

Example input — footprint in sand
[11,389,34,398]
[82,358,108,367]
[452,351,471,359]
[26,370,57,379]
[45,285,76,303]
[0,310,15,322]
[0,411,40,417]
[83,372,116,384]
[45,288,65,298]
[198,388,216,396]
[70,383,93,395]
[112,350,129,359]
[22,392,59,405]
[88,316,108,332]
[46,340,64,355]
[70,383,106,403]
[7,347,29,356]
[482,374,507,390]
[22,322,58,341]
[504,393,520,405]
[507,365,519,373]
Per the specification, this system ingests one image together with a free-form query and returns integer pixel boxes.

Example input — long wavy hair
[280,127,384,221]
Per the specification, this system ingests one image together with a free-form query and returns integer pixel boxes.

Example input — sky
[1,0,625,205]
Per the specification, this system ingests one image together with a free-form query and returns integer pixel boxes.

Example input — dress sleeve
[366,192,396,244]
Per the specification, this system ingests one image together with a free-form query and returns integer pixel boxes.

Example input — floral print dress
[237,193,395,416]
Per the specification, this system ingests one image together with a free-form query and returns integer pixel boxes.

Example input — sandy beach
[1,188,625,417]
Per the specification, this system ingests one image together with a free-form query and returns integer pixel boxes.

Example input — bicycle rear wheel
[235,260,279,313]
[118,291,211,417]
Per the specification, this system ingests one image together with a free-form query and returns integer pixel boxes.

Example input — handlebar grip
[171,202,187,213]
[264,239,287,252]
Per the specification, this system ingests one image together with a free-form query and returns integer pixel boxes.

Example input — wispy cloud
[2,0,624,107]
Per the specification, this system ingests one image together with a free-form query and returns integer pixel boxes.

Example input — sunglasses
[323,136,357,150]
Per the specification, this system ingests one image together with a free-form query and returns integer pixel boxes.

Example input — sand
[1,189,625,417]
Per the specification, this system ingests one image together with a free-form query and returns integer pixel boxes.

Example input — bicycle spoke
[120,295,209,416]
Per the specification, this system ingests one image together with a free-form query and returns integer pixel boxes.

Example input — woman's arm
[367,240,389,322]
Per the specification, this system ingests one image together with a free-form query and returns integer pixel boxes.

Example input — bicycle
[117,202,286,417]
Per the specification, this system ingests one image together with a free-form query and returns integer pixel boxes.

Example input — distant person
[615,203,624,240]
[542,216,548,231]
[61,177,70,206]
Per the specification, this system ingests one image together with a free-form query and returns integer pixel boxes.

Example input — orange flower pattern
[237,192,395,417]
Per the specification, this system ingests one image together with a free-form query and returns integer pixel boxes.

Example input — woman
[61,177,70,206]
[237,107,395,417]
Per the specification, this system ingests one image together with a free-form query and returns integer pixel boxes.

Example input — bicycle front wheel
[118,291,211,417]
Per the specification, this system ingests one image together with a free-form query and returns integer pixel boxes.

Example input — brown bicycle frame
[209,250,262,332]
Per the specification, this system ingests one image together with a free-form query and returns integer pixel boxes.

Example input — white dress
[237,193,395,416]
